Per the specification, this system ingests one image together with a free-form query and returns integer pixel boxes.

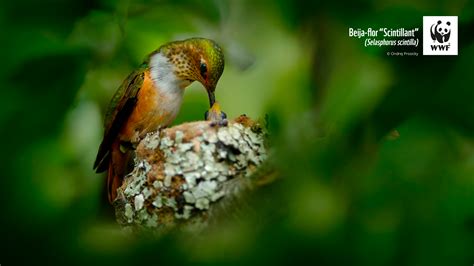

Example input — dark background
[1,0,474,265]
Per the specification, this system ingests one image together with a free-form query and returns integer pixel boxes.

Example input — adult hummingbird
[93,38,225,203]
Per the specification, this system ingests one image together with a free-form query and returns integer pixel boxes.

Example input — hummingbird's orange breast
[120,70,182,142]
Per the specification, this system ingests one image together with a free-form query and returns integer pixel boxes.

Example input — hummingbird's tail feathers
[107,162,121,203]
[107,140,134,203]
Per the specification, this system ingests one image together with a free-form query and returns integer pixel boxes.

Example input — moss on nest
[114,115,268,232]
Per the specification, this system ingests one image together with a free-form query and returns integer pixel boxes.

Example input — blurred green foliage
[1,0,474,265]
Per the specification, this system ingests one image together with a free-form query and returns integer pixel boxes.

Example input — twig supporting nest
[114,115,268,232]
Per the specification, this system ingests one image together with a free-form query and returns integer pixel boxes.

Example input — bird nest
[114,115,269,232]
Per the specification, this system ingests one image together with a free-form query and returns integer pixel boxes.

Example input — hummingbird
[93,37,225,203]
[206,101,228,127]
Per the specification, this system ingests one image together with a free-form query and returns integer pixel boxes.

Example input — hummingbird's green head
[156,37,225,107]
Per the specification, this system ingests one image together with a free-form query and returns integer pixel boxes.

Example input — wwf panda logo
[430,20,451,43]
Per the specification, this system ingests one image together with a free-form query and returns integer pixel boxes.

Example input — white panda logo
[430,20,451,43]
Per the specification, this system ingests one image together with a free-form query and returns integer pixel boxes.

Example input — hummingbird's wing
[93,67,145,172]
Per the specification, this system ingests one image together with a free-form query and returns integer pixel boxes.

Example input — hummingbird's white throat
[149,53,185,125]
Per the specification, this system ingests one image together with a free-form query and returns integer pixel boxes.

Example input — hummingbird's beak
[207,88,216,107]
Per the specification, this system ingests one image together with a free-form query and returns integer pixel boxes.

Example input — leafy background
[1,0,474,265]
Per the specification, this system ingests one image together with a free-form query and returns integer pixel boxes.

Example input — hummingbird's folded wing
[93,67,145,172]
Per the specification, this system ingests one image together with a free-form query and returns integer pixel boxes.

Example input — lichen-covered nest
[114,115,268,232]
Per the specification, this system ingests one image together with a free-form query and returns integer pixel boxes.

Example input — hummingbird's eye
[200,62,208,79]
